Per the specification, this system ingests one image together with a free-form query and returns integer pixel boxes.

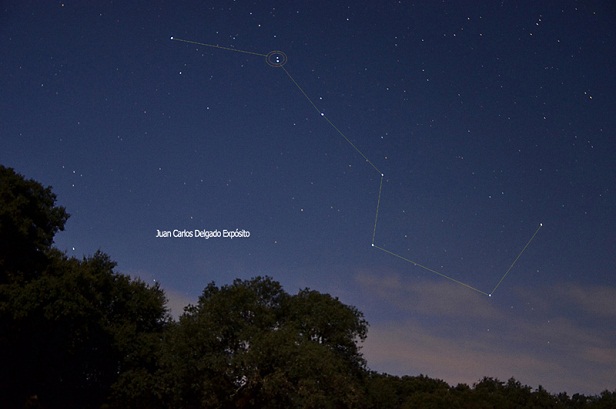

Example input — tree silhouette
[0,165,68,283]
[0,166,168,409]
[159,277,368,409]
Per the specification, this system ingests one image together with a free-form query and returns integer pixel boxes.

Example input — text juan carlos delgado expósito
[156,229,250,239]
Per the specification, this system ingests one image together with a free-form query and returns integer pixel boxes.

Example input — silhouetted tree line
[1,164,614,408]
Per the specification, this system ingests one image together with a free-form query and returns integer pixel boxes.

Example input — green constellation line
[170,36,543,297]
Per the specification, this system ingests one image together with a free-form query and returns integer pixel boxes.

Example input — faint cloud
[557,283,616,317]
[355,270,616,395]
[583,346,616,365]
[164,288,196,319]
[362,319,574,392]
[355,271,502,319]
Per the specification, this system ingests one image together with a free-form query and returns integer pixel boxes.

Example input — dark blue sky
[2,1,615,394]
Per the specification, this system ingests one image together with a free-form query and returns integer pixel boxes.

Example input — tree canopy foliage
[158,277,368,408]
[0,165,68,283]
[1,164,614,408]
[0,165,169,408]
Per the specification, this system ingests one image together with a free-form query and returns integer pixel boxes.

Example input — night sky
[2,1,615,395]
